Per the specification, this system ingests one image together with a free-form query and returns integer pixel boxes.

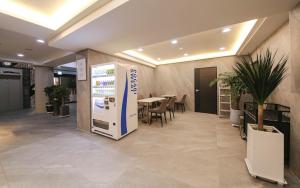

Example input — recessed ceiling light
[138,48,143,52]
[17,53,24,57]
[179,47,183,50]
[57,71,63,75]
[0,0,105,30]
[121,19,257,65]
[222,27,231,33]
[171,39,178,44]
[219,47,225,50]
[184,53,188,56]
[36,39,45,44]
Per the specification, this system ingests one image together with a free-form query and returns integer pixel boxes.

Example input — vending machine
[91,63,138,140]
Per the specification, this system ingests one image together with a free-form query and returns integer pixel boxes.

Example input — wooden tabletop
[138,97,166,103]
[161,95,176,98]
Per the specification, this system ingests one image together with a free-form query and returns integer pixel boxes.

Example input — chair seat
[149,107,164,113]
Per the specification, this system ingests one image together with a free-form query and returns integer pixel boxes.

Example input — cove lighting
[36,39,45,44]
[17,53,24,57]
[0,0,99,30]
[171,39,178,44]
[222,27,231,33]
[123,50,157,64]
[121,19,257,65]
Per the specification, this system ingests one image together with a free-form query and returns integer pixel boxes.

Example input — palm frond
[234,49,287,105]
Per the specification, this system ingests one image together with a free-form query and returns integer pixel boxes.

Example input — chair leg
[150,112,152,124]
[169,110,172,120]
[164,112,167,123]
[183,104,185,112]
[155,113,157,120]
[172,109,175,118]
[160,113,163,127]
[181,104,184,113]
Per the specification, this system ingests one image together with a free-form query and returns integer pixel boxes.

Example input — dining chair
[149,99,168,127]
[167,97,176,120]
[138,105,144,118]
[175,94,187,112]
[138,95,144,100]
[137,95,145,118]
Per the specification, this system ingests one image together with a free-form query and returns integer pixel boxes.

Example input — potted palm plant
[210,72,246,125]
[234,49,287,184]
[53,86,71,117]
[44,86,54,114]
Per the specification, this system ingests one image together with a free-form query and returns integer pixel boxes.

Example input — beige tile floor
[0,105,299,188]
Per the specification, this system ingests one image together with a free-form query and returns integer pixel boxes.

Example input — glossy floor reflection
[0,105,299,188]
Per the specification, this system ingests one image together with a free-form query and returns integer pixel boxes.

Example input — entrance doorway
[194,67,217,114]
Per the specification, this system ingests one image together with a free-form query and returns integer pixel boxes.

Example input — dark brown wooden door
[194,67,217,114]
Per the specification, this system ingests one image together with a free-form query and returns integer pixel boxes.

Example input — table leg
[147,102,150,124]
[141,102,150,124]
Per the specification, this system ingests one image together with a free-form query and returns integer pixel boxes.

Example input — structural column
[289,3,300,178]
[34,66,54,113]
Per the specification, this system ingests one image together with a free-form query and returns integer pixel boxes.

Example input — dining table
[138,97,166,124]
[161,94,176,99]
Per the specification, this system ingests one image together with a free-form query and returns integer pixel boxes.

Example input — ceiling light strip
[115,53,156,68]
[231,19,257,54]
[123,50,158,65]
[49,0,129,44]
[237,18,266,55]
[158,51,231,65]
[0,0,99,30]
[121,19,258,65]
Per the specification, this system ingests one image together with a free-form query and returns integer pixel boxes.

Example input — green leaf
[234,49,287,105]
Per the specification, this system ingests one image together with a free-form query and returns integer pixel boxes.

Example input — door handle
[195,89,200,92]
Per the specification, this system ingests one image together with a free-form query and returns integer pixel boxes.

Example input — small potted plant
[53,86,71,117]
[210,72,246,125]
[44,86,54,114]
[234,49,287,184]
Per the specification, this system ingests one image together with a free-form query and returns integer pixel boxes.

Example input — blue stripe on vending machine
[121,73,128,135]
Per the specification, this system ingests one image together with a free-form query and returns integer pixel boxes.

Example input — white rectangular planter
[245,124,286,185]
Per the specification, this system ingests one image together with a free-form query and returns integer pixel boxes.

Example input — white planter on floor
[230,108,240,126]
[245,124,286,185]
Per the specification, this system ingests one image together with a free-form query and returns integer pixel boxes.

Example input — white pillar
[34,66,53,113]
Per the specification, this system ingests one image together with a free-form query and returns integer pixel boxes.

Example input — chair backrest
[158,99,168,111]
[181,94,187,103]
[138,95,144,100]
[168,97,176,108]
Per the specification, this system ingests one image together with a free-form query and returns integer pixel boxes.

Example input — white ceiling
[0,0,112,64]
[123,20,257,64]
[14,0,72,16]
[0,0,299,66]
[0,28,72,64]
[239,13,290,54]
[0,0,102,30]
[49,0,299,53]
